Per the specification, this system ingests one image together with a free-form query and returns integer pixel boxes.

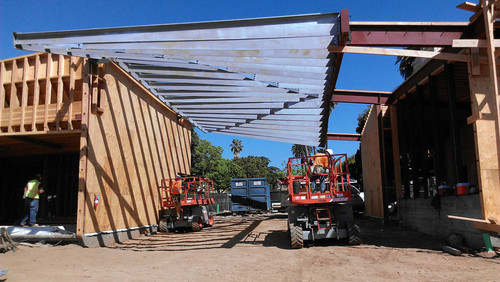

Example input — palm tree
[230,139,243,159]
[291,144,314,158]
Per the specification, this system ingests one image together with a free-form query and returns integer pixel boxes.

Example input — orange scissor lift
[285,153,361,248]
[158,177,215,232]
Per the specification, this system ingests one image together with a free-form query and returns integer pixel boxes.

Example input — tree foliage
[190,132,284,191]
[291,144,314,158]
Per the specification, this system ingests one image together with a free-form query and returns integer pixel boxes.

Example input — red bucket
[456,183,468,195]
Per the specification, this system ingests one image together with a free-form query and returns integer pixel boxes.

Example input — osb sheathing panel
[468,62,500,220]
[361,105,384,218]
[83,62,192,234]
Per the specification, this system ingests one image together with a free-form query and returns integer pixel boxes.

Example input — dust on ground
[2,214,499,281]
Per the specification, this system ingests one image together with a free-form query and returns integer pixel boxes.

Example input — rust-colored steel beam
[349,30,464,46]
[327,133,361,141]
[333,89,391,104]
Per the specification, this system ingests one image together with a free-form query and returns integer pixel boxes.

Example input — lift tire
[191,217,203,232]
[159,219,168,233]
[347,222,362,245]
[290,223,303,249]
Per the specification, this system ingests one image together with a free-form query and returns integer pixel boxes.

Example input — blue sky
[0,0,472,168]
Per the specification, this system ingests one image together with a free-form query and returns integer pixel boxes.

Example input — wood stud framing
[0,53,84,135]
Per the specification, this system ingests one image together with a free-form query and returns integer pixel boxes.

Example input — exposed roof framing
[13,13,341,146]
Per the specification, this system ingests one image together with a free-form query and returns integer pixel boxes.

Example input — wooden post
[482,0,500,179]
[398,99,411,199]
[390,104,402,200]
[416,85,429,197]
[407,93,420,198]
[429,75,442,190]
[377,105,389,219]
[20,57,29,132]
[68,56,75,130]
[0,61,5,133]
[56,55,64,130]
[445,63,463,187]
[8,59,18,132]
[32,54,41,132]
[44,54,52,131]
[76,59,90,238]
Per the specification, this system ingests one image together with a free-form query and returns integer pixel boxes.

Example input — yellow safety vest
[25,180,41,199]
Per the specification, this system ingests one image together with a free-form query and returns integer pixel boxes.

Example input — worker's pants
[20,198,39,226]
[310,175,325,193]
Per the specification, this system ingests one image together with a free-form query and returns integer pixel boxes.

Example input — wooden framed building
[356,1,500,248]
[0,53,192,245]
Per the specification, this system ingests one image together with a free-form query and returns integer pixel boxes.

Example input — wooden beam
[328,46,471,62]
[457,2,481,12]
[453,39,500,48]
[8,135,63,149]
[350,31,463,47]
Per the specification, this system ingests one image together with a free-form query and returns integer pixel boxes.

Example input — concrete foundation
[81,225,157,247]
[399,194,487,249]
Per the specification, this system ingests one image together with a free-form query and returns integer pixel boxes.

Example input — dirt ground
[1,214,499,281]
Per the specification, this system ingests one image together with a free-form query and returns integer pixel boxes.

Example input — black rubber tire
[191,217,202,232]
[158,219,168,233]
[347,222,362,245]
[289,223,304,249]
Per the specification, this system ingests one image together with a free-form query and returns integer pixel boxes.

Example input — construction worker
[20,174,44,227]
[310,149,333,193]
[172,178,182,218]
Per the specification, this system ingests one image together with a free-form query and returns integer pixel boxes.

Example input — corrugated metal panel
[13,13,340,146]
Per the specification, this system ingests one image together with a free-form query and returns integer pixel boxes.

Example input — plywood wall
[82,62,192,234]
[360,105,384,218]
[467,62,500,220]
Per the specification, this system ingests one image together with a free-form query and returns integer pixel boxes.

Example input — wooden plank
[68,56,75,130]
[448,215,489,223]
[473,221,500,233]
[32,54,41,132]
[44,53,52,130]
[452,39,500,48]
[76,59,90,238]
[328,46,472,62]
[483,0,500,185]
[20,57,29,132]
[0,62,5,133]
[56,55,64,130]
[8,59,18,132]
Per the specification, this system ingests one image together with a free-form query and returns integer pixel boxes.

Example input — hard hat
[326,149,333,155]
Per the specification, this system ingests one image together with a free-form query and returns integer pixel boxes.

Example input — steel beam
[333,89,392,104]
[326,133,361,141]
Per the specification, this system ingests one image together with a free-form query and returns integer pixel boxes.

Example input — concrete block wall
[399,194,485,249]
